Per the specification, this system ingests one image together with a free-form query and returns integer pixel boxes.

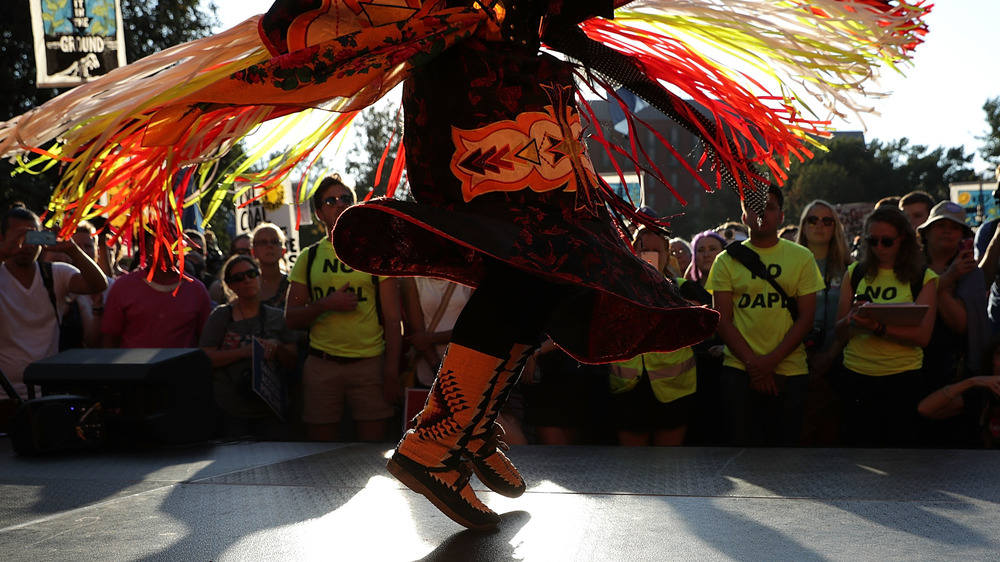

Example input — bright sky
[216,1,999,174]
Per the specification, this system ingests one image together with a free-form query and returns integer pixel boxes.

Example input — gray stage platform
[1,438,998,561]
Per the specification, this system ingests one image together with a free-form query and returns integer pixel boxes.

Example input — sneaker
[387,451,501,530]
[467,424,525,498]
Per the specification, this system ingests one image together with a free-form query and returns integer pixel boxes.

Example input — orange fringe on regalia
[0,0,930,252]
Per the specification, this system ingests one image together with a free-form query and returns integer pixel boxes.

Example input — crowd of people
[3,180,1000,449]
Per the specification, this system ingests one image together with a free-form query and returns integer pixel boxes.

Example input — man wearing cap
[975,166,1000,336]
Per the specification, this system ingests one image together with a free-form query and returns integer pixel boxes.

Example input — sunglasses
[233,248,252,256]
[323,195,353,206]
[226,268,260,284]
[253,238,282,247]
[866,236,898,248]
[806,216,834,227]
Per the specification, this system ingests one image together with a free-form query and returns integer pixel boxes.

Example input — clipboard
[859,303,929,327]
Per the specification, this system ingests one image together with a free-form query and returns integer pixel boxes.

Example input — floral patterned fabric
[150,2,484,137]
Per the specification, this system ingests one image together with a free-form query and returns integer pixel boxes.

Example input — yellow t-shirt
[705,239,825,376]
[290,238,387,358]
[842,263,937,376]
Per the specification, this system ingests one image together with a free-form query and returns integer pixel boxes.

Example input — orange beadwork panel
[449,90,598,202]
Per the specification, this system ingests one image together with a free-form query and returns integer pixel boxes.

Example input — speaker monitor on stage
[16,348,214,452]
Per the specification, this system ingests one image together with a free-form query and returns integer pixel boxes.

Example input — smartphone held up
[24,230,57,246]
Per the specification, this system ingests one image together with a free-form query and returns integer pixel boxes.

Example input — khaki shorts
[302,354,394,424]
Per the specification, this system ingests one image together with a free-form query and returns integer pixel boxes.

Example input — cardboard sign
[252,337,287,421]
[235,181,303,267]
[951,181,998,227]
[30,0,128,88]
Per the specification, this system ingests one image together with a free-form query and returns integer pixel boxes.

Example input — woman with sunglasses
[286,176,403,444]
[834,207,937,447]
[250,222,290,309]
[209,234,253,304]
[200,254,298,440]
[796,200,852,445]
[797,201,852,360]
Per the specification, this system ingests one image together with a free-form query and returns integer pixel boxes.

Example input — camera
[24,230,57,246]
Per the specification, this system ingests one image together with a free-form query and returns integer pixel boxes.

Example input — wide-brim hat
[918,201,972,236]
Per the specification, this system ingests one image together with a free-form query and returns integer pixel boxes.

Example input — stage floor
[1,438,998,561]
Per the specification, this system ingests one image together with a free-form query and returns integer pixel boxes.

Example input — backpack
[38,261,84,351]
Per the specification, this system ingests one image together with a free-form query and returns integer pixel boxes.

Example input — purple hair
[685,230,727,283]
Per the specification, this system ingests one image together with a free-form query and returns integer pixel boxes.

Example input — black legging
[451,260,562,357]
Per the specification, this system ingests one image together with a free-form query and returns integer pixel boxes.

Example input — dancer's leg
[388,261,559,529]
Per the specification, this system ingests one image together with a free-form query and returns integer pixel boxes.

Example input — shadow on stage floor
[1,437,999,561]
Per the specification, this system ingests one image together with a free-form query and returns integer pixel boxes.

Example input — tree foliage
[344,102,403,199]
[119,1,219,63]
[781,135,983,221]
[979,97,1000,169]
[1,1,217,122]
[1,1,219,213]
